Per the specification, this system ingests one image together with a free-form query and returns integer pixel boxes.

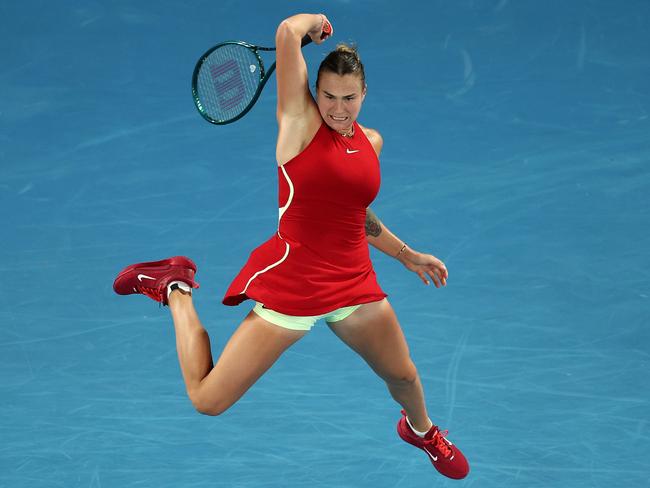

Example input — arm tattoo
[365,207,383,237]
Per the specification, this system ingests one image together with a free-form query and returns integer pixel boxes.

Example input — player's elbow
[276,19,299,45]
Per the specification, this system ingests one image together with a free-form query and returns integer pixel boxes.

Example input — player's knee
[193,399,230,417]
[385,361,418,387]
[195,403,226,416]
[189,391,231,417]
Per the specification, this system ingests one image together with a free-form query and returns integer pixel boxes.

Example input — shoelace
[423,428,453,459]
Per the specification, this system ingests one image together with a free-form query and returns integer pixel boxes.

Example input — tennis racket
[192,23,332,125]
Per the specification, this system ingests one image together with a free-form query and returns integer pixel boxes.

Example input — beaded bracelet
[395,243,407,258]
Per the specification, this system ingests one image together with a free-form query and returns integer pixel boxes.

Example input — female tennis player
[114,13,468,480]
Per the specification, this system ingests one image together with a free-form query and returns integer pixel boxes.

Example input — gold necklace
[337,125,354,138]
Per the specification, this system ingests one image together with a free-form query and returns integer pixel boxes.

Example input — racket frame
[191,40,277,125]
[192,35,314,125]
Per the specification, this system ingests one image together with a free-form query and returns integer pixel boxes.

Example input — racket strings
[196,44,262,122]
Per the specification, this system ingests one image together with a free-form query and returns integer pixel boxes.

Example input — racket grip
[321,20,332,38]
[300,20,332,47]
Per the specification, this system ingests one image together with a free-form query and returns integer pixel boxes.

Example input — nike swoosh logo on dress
[346,149,360,154]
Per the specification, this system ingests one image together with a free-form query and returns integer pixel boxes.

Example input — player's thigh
[198,309,307,414]
[326,299,416,383]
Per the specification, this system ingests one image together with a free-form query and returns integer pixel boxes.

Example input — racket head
[191,41,273,125]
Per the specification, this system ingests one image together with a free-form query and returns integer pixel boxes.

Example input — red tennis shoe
[113,256,199,306]
[397,410,469,480]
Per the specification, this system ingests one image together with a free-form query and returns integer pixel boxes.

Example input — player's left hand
[398,249,448,287]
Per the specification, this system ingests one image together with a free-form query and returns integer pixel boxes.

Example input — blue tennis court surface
[2,1,649,486]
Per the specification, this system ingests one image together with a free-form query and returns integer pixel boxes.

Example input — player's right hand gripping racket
[192,22,332,125]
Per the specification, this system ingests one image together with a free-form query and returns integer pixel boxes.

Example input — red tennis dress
[222,120,387,315]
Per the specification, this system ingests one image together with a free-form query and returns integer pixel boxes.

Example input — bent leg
[168,290,306,415]
[327,298,432,432]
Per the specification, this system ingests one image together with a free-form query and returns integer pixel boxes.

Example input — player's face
[316,72,366,132]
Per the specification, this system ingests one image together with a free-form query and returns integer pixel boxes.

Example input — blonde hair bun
[316,42,365,88]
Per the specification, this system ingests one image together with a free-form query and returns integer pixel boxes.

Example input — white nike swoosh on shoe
[346,149,360,154]
[423,449,438,462]
[137,274,156,281]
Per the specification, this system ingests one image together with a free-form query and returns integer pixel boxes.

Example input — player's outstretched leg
[113,256,307,415]
[327,298,469,480]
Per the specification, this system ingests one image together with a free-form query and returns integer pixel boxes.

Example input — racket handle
[300,20,332,47]
[322,20,332,38]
